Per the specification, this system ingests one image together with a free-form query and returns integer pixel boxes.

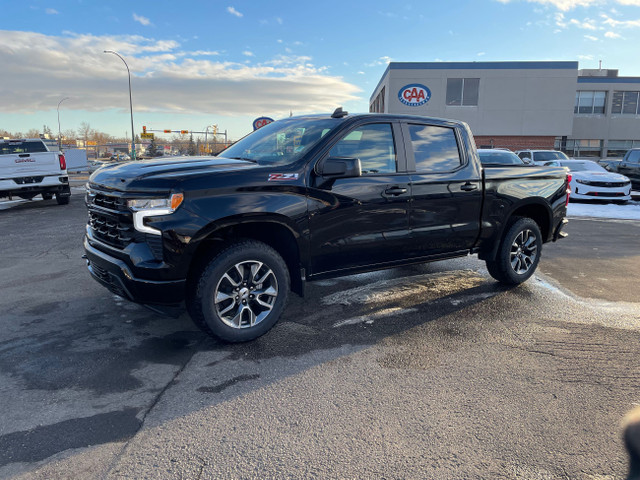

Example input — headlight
[575,179,592,185]
[128,193,184,235]
[128,194,184,212]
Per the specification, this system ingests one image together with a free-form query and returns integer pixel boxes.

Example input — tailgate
[1,152,61,179]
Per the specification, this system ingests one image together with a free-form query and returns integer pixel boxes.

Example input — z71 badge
[268,173,299,181]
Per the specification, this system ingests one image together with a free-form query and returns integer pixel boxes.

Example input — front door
[308,122,411,275]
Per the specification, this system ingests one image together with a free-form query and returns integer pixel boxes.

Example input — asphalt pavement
[0,192,639,480]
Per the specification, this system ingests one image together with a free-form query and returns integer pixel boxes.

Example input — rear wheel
[55,193,70,205]
[187,240,290,342]
[486,217,542,285]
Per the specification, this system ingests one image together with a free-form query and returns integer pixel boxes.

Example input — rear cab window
[0,141,48,155]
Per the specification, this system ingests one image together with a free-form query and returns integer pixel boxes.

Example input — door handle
[384,187,408,196]
[460,182,478,191]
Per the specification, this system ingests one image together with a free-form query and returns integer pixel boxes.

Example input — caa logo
[398,84,431,107]
[253,117,275,131]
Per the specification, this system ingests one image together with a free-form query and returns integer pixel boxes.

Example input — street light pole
[104,50,136,160]
[57,97,70,151]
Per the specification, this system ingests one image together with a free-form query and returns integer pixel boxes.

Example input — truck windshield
[221,117,341,165]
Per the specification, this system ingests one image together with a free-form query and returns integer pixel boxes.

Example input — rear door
[401,121,482,257]
[308,121,412,275]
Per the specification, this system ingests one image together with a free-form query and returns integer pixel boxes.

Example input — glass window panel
[622,91,639,114]
[574,92,580,114]
[462,78,479,106]
[578,91,594,114]
[593,91,606,114]
[446,78,463,106]
[329,123,396,174]
[409,124,461,172]
[612,91,624,114]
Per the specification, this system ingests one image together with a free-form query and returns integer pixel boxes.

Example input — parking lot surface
[0,191,639,479]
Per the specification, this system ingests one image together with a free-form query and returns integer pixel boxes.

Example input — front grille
[93,192,128,211]
[88,210,136,248]
[588,181,629,188]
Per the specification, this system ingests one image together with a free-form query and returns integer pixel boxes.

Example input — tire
[187,240,290,342]
[485,217,542,285]
[55,193,70,205]
[42,193,53,200]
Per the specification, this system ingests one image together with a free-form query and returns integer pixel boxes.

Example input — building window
[370,87,386,113]
[574,91,606,114]
[446,78,479,106]
[565,139,602,158]
[612,91,640,115]
[408,124,461,172]
[607,140,640,158]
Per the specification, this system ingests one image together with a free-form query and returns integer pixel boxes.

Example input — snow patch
[567,200,640,220]
[333,307,418,328]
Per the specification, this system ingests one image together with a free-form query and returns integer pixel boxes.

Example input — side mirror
[319,157,362,177]
[522,157,533,165]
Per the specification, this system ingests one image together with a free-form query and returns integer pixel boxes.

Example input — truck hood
[88,156,257,192]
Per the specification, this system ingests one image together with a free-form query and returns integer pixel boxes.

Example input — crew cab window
[408,124,461,172]
[329,123,396,174]
[518,152,531,160]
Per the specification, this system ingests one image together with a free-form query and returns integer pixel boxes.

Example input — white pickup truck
[0,139,71,204]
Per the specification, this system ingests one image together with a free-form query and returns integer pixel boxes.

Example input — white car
[544,159,632,203]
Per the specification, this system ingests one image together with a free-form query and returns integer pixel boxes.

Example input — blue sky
[1,0,640,141]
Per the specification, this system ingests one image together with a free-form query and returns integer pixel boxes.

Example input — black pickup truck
[84,110,570,342]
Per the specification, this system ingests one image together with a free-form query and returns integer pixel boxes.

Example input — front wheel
[187,240,290,342]
[486,217,542,285]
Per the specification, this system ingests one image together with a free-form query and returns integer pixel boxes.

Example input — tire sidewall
[498,218,542,284]
[197,243,290,342]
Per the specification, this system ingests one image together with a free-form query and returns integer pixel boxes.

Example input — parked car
[85,110,570,342]
[478,149,528,166]
[617,148,640,190]
[0,138,70,204]
[543,159,632,203]
[515,149,571,165]
[597,158,622,172]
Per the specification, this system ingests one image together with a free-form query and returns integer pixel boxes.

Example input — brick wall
[473,135,556,151]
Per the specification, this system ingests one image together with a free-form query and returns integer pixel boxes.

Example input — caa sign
[398,84,431,107]
[253,117,274,130]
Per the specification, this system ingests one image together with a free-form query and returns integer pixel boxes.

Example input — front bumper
[84,236,186,305]
[572,183,631,201]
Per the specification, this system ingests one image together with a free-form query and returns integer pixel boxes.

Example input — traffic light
[143,126,146,134]
[164,130,171,133]
[180,130,188,134]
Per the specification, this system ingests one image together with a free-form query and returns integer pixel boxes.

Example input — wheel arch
[187,215,305,296]
[479,199,552,262]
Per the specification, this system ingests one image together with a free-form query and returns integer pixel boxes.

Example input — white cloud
[604,30,622,37]
[496,0,640,11]
[242,50,254,56]
[46,8,59,15]
[366,56,392,67]
[569,18,597,29]
[601,13,640,27]
[227,6,243,17]
[276,17,283,24]
[0,30,360,117]
[477,52,486,56]
[584,34,599,40]
[133,13,151,26]
[578,54,595,60]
